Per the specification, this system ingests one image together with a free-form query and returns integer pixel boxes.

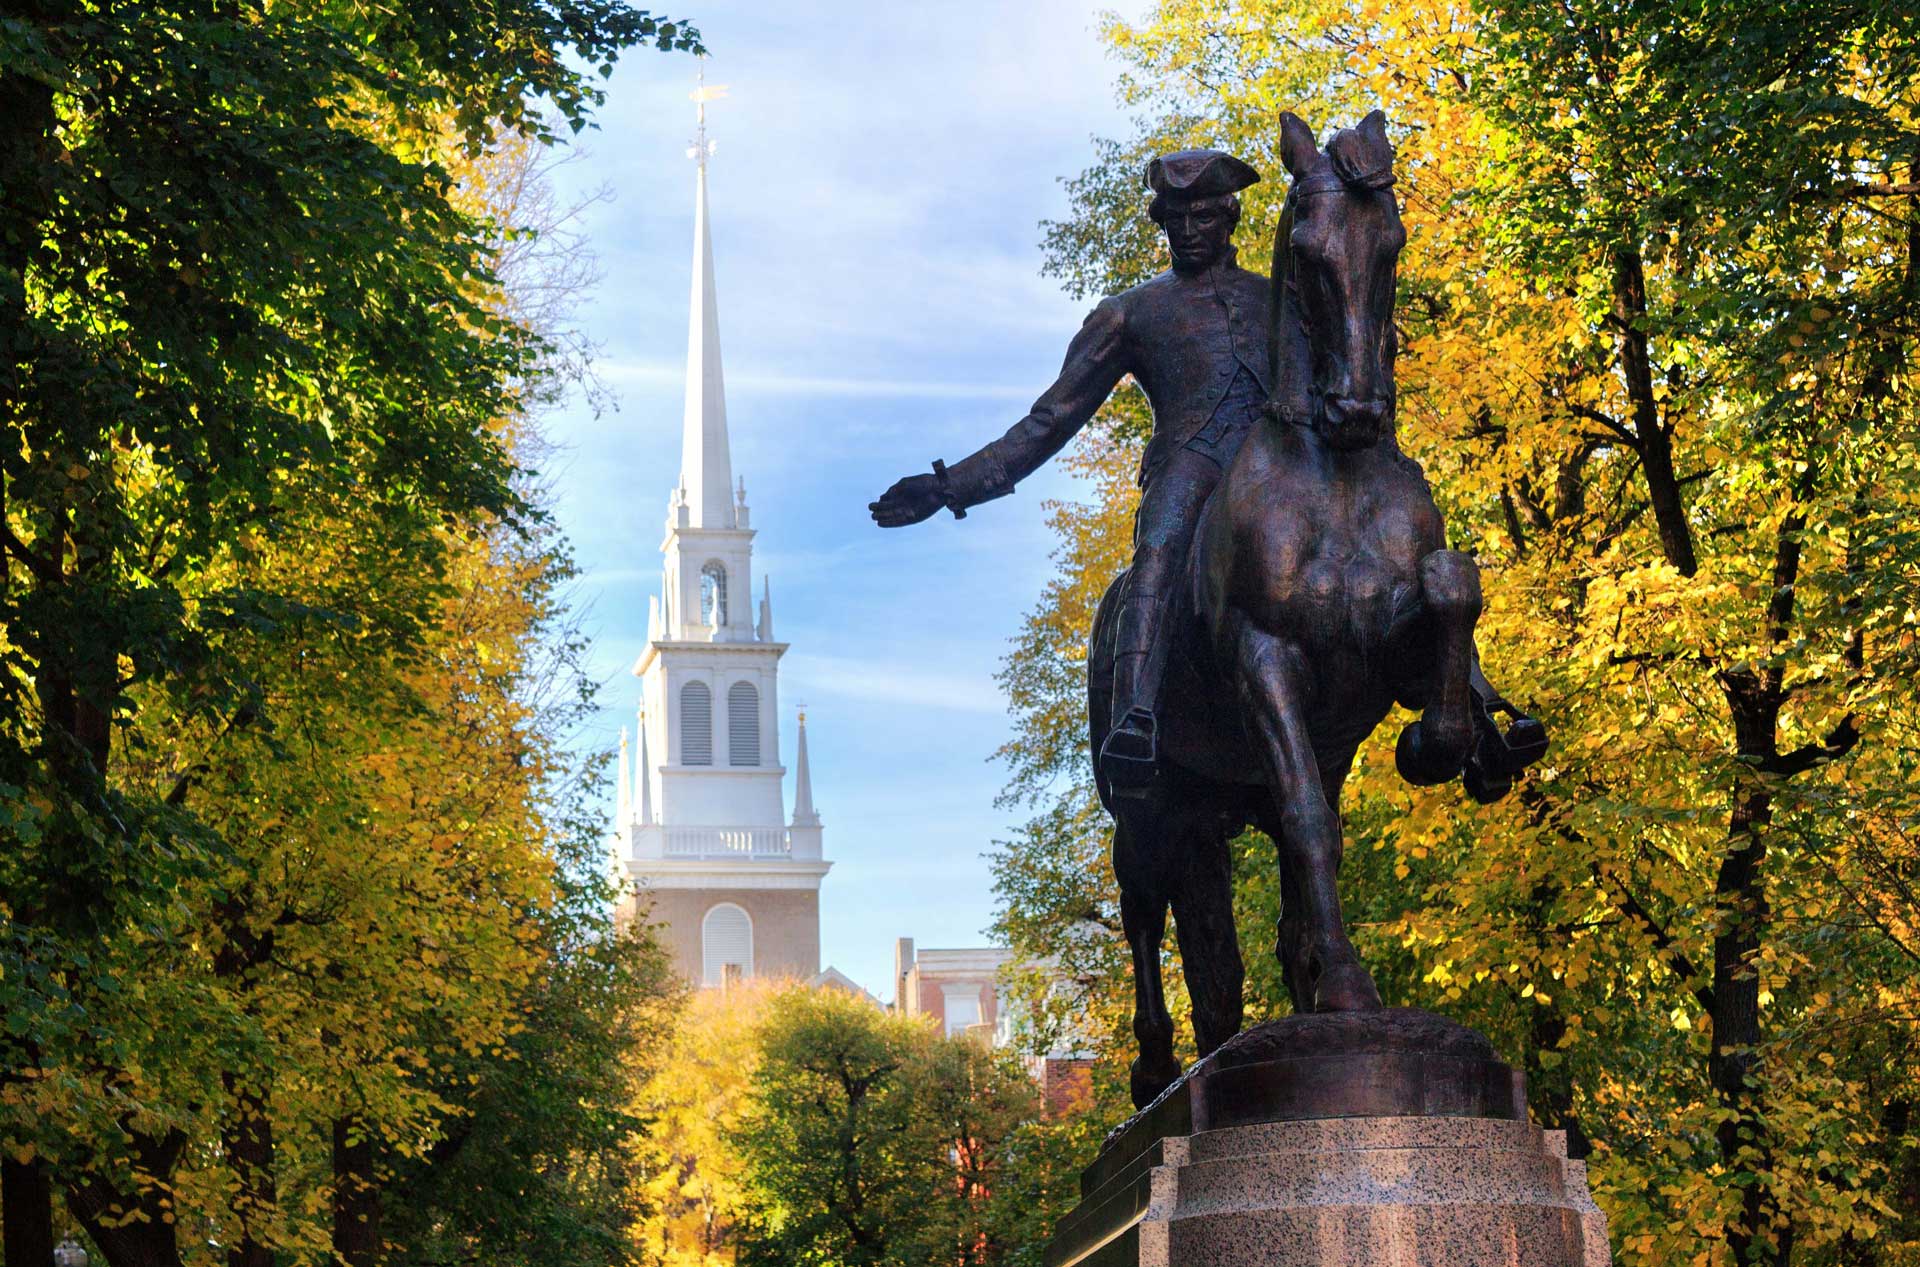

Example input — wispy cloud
[792,653,1006,716]
[599,358,1035,402]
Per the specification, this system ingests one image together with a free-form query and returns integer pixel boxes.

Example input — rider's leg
[1100,448,1221,788]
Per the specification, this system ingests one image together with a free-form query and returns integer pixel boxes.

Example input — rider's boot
[1102,577,1176,794]
[1100,651,1160,794]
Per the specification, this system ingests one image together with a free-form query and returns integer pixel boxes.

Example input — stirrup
[1463,695,1549,804]
[1100,707,1159,792]
[1469,694,1548,779]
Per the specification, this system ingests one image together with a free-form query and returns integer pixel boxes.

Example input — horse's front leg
[1169,804,1245,1057]
[1395,548,1483,786]
[1229,618,1381,1012]
[1114,817,1180,1108]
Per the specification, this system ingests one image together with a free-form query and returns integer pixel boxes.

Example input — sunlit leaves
[994,0,1920,1263]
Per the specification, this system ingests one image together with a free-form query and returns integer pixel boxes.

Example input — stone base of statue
[1042,1009,1611,1267]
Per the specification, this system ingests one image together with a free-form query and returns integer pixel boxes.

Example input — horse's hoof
[1480,715,1548,777]
[1130,1054,1181,1109]
[1313,962,1384,1012]
[1396,718,1467,786]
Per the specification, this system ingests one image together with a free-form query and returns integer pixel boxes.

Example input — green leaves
[730,988,1038,1267]
[1,1,700,1262]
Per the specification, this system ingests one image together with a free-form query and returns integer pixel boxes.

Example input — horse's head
[1276,110,1405,451]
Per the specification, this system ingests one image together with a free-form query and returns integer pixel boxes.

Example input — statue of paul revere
[869,147,1542,801]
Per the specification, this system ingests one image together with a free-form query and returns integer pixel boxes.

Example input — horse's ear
[1279,112,1318,179]
[1358,109,1390,147]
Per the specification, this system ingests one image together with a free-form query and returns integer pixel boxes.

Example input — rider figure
[869,149,1267,790]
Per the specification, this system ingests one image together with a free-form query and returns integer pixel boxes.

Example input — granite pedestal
[1042,1010,1611,1267]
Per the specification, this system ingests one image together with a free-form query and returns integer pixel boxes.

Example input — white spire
[679,64,735,530]
[636,708,654,826]
[617,727,632,826]
[791,706,820,827]
[757,576,773,641]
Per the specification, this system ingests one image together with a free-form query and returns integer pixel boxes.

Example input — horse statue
[1087,110,1546,1109]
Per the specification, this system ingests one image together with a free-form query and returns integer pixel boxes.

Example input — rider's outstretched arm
[942,298,1130,513]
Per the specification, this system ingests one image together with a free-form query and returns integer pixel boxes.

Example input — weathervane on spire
[687,58,728,169]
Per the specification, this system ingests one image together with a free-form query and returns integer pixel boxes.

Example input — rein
[1266,188,1312,429]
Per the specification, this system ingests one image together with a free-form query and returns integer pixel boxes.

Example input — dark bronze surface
[870,113,1551,1113]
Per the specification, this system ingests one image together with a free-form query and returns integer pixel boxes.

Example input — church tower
[613,76,830,987]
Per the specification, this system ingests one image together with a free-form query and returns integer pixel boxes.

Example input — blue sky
[545,0,1152,1000]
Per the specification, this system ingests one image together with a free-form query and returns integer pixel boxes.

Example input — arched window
[700,561,728,627]
[680,681,712,766]
[728,681,761,766]
[702,903,753,987]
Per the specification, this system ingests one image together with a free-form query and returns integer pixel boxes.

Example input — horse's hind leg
[1395,549,1483,786]
[1169,806,1244,1058]
[1229,619,1382,1012]
[1115,816,1180,1107]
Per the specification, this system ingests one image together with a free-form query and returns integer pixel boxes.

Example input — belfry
[612,74,830,987]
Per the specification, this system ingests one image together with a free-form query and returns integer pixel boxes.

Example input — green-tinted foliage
[0,2,698,1263]
[730,988,1038,1267]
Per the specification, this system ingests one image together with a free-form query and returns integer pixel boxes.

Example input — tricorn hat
[1144,148,1261,200]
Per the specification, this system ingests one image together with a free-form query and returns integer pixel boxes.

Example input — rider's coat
[944,247,1273,507]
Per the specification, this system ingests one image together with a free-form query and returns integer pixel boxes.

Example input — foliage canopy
[994,2,1920,1265]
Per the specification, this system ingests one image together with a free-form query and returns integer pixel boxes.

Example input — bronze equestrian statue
[870,111,1546,1108]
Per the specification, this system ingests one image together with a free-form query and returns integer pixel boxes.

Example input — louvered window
[702,903,753,986]
[728,681,760,766]
[680,681,712,766]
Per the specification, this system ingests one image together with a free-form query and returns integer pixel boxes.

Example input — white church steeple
[677,67,735,531]
[614,69,830,991]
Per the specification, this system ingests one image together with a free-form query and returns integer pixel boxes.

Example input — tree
[0,3,701,1262]
[730,988,1037,1267]
[993,2,1920,1264]
[629,977,782,1267]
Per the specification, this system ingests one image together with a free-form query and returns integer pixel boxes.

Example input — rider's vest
[1124,261,1272,484]
[941,249,1274,507]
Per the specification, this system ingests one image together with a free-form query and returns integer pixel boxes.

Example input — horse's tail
[1087,569,1129,813]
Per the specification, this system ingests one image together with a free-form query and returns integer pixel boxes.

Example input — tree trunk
[3,1156,56,1267]
[64,1130,186,1267]
[332,1117,381,1267]
[1524,882,1590,1158]
[1611,246,1697,576]
[1708,489,1812,1266]
[1711,761,1775,1266]
[222,1077,275,1267]
[3,32,74,1266]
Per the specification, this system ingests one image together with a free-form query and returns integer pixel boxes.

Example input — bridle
[1265,166,1398,431]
